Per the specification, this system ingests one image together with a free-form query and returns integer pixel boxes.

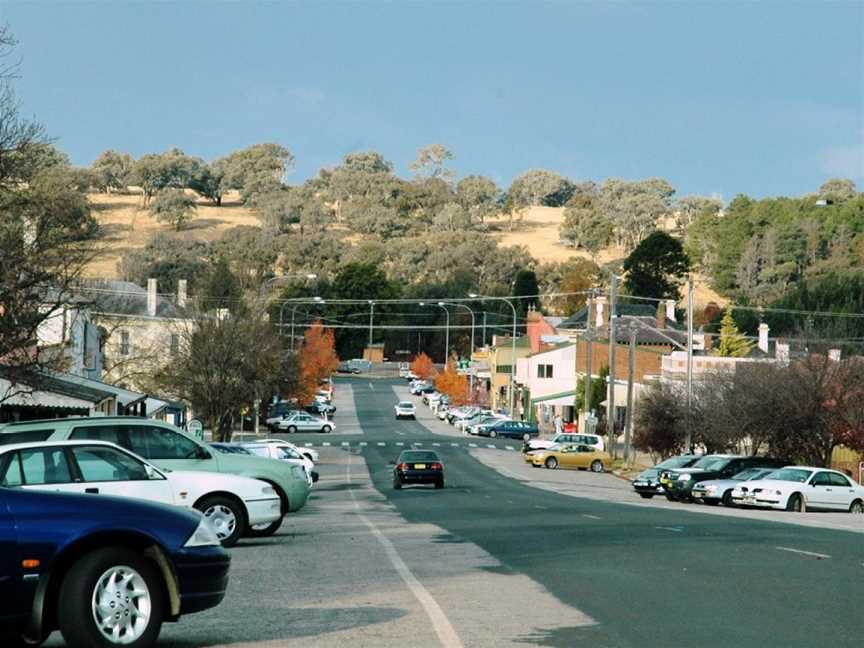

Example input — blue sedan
[0,486,230,647]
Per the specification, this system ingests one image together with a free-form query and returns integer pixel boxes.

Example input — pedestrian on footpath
[553,413,563,435]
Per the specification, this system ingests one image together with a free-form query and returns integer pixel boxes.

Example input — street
[48,375,861,648]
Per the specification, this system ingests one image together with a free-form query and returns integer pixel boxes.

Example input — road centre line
[655,526,683,532]
[582,514,602,520]
[345,453,463,648]
[776,546,831,559]
[377,442,386,446]
[505,445,514,450]
[322,442,331,446]
[487,444,496,449]
[469,443,478,448]
[341,442,350,446]
[396,442,404,446]
[534,505,549,510]
[369,382,375,390]
[360,442,368,446]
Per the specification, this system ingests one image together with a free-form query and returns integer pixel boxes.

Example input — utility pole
[583,290,593,431]
[607,274,618,457]
[685,277,694,453]
[482,311,487,347]
[368,300,375,349]
[624,329,636,464]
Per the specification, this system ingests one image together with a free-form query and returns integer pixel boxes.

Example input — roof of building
[612,315,687,346]
[84,280,181,318]
[0,371,115,404]
[559,303,659,330]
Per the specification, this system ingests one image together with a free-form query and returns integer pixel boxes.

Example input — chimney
[147,278,157,317]
[665,299,676,323]
[758,323,769,353]
[177,279,187,308]
[775,342,790,365]
[594,296,608,330]
[828,348,842,362]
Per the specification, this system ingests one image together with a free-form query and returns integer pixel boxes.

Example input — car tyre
[849,499,864,514]
[522,433,531,441]
[545,457,559,470]
[786,493,804,512]
[195,495,245,548]
[590,460,604,473]
[489,431,497,438]
[246,515,284,537]
[664,493,677,502]
[321,425,332,433]
[57,547,165,648]
[638,493,654,499]
[286,425,298,434]
[722,490,735,507]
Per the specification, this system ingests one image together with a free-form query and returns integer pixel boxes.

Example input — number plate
[744,496,755,504]
[414,464,426,469]
[692,492,702,498]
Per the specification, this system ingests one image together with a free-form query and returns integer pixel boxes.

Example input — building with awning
[0,374,116,422]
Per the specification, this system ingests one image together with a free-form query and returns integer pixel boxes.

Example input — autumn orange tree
[299,320,340,402]
[410,352,436,380]
[435,355,469,405]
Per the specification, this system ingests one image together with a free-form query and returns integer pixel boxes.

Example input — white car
[731,466,864,513]
[277,412,335,433]
[0,440,282,547]
[257,439,319,463]
[436,406,449,420]
[395,401,416,419]
[524,432,605,453]
[240,442,316,486]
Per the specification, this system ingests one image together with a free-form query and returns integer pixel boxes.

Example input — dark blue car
[0,486,230,647]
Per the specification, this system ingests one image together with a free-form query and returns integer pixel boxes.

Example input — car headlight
[184,517,221,547]
[261,485,276,495]
[704,485,717,493]
[677,474,691,481]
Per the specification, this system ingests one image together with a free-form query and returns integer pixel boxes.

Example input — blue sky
[3,1,862,199]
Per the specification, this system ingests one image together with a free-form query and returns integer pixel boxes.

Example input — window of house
[120,330,130,356]
[170,333,180,356]
[496,365,512,374]
[537,364,553,378]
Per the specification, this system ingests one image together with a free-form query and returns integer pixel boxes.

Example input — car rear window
[0,430,54,446]
[400,451,439,462]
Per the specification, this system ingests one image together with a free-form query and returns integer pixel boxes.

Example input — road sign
[187,418,204,440]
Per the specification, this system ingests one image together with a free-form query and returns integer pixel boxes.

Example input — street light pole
[437,302,476,390]
[368,300,375,349]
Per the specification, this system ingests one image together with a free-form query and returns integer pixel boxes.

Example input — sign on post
[187,418,204,440]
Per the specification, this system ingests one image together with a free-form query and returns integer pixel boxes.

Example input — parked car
[423,391,443,407]
[336,361,358,374]
[210,442,254,455]
[467,415,509,435]
[0,485,230,647]
[395,401,416,419]
[392,450,445,489]
[477,420,538,441]
[410,381,430,395]
[306,401,336,417]
[255,439,319,464]
[523,432,604,453]
[527,443,611,472]
[691,466,780,506]
[276,412,335,433]
[239,441,316,485]
[659,454,788,502]
[731,466,864,513]
[436,405,450,420]
[447,406,478,425]
[631,454,702,499]
[0,440,281,547]
[0,416,310,537]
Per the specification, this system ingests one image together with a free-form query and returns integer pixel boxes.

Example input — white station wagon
[0,440,282,546]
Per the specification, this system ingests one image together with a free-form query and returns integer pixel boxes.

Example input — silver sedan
[276,412,335,433]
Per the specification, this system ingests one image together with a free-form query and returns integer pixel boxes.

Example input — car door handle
[85,487,100,494]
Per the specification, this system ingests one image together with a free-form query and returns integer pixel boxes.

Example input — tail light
[431,462,443,471]
[396,463,408,471]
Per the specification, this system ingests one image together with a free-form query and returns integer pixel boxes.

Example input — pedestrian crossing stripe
[377,442,385,446]
[432,443,441,446]
[322,442,331,446]
[341,442,350,446]
[360,442,368,446]
[396,442,404,446]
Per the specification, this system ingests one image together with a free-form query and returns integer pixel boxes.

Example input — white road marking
[655,526,683,532]
[346,453,463,648]
[360,442,368,446]
[377,442,386,447]
[451,443,459,447]
[304,443,313,447]
[395,430,405,436]
[341,442,350,446]
[396,442,404,446]
[322,442,331,447]
[432,443,441,447]
[582,514,602,520]
[487,444,496,449]
[776,546,831,559]
[469,443,478,448]
[369,382,374,390]
[534,505,549,510]
[505,445,515,451]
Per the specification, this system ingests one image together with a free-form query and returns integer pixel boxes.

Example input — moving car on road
[395,401,417,419]
[659,454,787,502]
[527,444,611,472]
[631,454,701,499]
[0,440,281,547]
[731,467,864,513]
[691,466,779,506]
[393,450,445,489]
[477,420,539,441]
[0,416,310,537]
[523,432,604,453]
[0,485,229,647]
[276,412,335,434]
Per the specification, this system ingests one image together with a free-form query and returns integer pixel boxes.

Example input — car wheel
[638,493,654,499]
[522,433,531,441]
[722,490,735,507]
[786,493,804,512]
[434,479,444,489]
[849,499,864,514]
[195,496,245,548]
[489,431,497,438]
[57,547,165,648]
[322,425,332,433]
[286,425,298,434]
[246,515,284,537]
[545,457,559,470]
[664,493,677,502]
[590,460,604,473]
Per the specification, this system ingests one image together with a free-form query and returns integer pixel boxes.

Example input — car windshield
[691,456,731,470]
[399,451,439,463]
[398,402,413,408]
[732,467,775,481]
[656,455,697,469]
[765,468,812,483]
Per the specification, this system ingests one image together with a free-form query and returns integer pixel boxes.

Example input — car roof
[0,416,176,430]
[0,439,128,453]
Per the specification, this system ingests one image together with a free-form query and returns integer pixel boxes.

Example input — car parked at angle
[395,401,416,419]
[392,450,445,489]
[0,485,229,648]
[659,454,788,502]
[409,380,430,395]
[276,411,335,434]
[447,405,478,425]
[254,439,319,464]
[474,419,537,440]
[731,467,864,513]
[631,454,702,499]
[239,441,317,486]
[526,443,611,472]
[523,432,605,453]
[210,442,254,455]
[0,440,281,548]
[691,466,780,506]
[467,415,511,436]
[0,416,310,537]
[436,404,450,420]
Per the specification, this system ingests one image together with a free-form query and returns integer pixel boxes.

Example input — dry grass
[85,191,260,278]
